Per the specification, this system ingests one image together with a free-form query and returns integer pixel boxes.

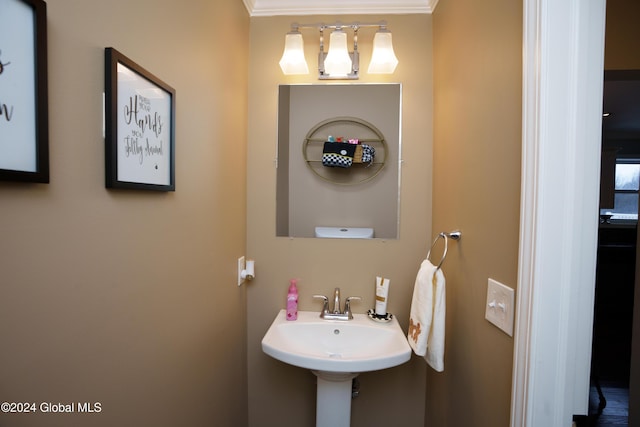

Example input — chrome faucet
[332,287,341,314]
[313,287,361,320]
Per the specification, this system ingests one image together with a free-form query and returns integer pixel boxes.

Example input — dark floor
[575,381,629,427]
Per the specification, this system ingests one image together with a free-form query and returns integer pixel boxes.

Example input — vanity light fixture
[278,22,398,80]
[323,27,353,77]
[279,28,309,75]
[368,26,398,74]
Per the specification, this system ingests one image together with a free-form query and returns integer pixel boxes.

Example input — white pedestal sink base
[312,371,359,427]
[262,311,412,427]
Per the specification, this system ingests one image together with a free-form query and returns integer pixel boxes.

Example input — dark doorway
[585,70,640,427]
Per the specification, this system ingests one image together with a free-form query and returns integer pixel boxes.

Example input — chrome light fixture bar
[279,22,398,80]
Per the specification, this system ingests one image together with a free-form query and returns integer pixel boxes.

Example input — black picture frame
[104,47,175,191]
[0,0,49,183]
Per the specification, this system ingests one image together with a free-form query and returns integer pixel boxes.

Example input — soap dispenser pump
[286,279,298,321]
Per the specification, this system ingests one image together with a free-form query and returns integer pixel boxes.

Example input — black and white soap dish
[367,309,393,323]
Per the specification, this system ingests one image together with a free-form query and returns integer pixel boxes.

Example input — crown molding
[243,0,438,16]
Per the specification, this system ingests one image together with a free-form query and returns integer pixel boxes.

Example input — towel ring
[427,231,461,270]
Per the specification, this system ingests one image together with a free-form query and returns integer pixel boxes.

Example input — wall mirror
[276,84,401,239]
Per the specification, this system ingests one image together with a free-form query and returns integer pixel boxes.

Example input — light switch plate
[485,278,515,336]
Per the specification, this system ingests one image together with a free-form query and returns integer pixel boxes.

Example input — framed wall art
[104,47,175,191]
[0,0,49,183]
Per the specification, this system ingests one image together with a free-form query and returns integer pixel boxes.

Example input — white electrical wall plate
[485,278,515,336]
[237,256,245,287]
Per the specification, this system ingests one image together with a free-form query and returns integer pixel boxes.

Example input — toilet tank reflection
[314,227,374,239]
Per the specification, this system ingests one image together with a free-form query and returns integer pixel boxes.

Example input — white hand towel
[407,259,446,372]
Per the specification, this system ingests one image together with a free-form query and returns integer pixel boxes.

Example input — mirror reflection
[276,84,401,239]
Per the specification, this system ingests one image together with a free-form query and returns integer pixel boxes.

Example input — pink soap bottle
[286,279,298,321]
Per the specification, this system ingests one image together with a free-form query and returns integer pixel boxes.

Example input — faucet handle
[344,296,362,319]
[312,295,329,315]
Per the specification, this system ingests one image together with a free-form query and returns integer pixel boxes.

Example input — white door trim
[512,0,606,426]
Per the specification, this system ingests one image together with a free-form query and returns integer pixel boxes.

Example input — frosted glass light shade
[279,32,309,75]
[324,30,352,77]
[367,30,398,74]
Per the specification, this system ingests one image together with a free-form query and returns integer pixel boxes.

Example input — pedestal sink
[261,310,411,427]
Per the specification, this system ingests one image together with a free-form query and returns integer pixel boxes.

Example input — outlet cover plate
[485,278,515,336]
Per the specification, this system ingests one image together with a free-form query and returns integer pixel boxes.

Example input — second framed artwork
[104,47,175,191]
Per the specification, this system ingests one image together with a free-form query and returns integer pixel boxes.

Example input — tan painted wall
[430,1,522,426]
[0,1,249,426]
[247,14,433,427]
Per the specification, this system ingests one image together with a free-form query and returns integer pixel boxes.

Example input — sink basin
[261,309,411,373]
